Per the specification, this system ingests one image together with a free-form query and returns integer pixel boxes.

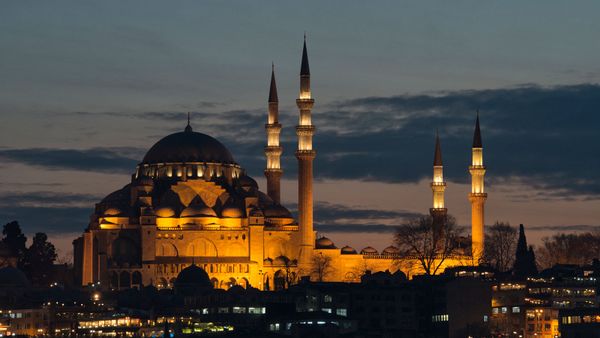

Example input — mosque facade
[73,38,487,290]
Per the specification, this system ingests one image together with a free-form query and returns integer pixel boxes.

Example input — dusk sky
[1,1,599,260]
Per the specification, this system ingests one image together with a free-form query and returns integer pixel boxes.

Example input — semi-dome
[142,129,235,165]
[360,246,378,255]
[341,245,357,254]
[222,206,244,218]
[239,175,258,189]
[180,205,217,218]
[316,237,336,249]
[221,198,245,218]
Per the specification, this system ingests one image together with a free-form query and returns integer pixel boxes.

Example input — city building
[490,264,599,337]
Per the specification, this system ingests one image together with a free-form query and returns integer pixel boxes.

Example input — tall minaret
[469,113,487,264]
[430,132,447,222]
[296,35,316,269]
[264,64,283,203]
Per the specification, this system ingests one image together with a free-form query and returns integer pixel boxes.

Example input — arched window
[132,271,142,286]
[274,270,286,291]
[110,272,118,289]
[119,271,131,289]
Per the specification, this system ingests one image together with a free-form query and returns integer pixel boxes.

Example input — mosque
[73,38,488,290]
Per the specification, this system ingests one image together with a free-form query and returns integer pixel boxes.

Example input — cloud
[527,225,600,232]
[0,206,91,235]
[6,84,599,200]
[0,191,101,208]
[316,223,399,234]
[0,147,142,173]
[286,201,423,234]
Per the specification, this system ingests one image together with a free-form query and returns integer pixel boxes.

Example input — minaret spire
[296,35,316,272]
[433,130,443,166]
[265,64,283,203]
[430,131,447,221]
[473,111,482,148]
[469,112,487,265]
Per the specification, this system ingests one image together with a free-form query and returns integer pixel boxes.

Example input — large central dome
[142,127,235,165]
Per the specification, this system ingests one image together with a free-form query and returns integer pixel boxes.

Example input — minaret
[430,132,447,222]
[264,64,283,203]
[296,35,316,269]
[469,113,487,264]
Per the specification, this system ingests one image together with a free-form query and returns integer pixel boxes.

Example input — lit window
[492,308,499,314]
[336,308,347,317]
[501,307,508,314]
[324,295,332,303]
[512,306,520,313]
[322,308,332,313]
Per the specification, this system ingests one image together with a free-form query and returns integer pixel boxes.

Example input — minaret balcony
[296,125,315,135]
[296,98,315,109]
[265,123,282,131]
[295,150,316,159]
[264,146,282,156]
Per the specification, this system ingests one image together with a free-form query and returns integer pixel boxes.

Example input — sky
[1,1,599,260]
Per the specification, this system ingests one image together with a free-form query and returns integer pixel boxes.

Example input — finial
[272,61,274,72]
[304,31,306,41]
[184,112,193,132]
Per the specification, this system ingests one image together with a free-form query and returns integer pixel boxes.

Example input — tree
[23,232,57,286]
[310,253,335,282]
[513,224,537,278]
[483,222,517,272]
[1,221,27,266]
[394,214,462,276]
[536,232,600,269]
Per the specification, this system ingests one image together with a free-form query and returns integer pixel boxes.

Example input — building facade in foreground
[73,38,487,290]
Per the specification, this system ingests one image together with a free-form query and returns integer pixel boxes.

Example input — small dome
[316,237,336,249]
[263,204,293,218]
[155,207,176,218]
[0,267,30,288]
[263,258,273,266]
[341,246,357,254]
[175,264,212,290]
[103,208,123,216]
[142,131,235,165]
[382,246,400,255]
[181,205,217,218]
[360,246,378,255]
